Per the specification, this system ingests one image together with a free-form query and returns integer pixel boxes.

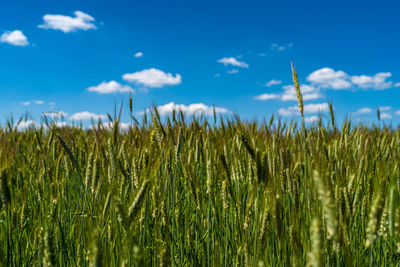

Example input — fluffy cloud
[21,100,47,106]
[21,101,31,106]
[254,84,322,102]
[143,102,230,116]
[227,69,239,74]
[217,57,249,68]
[123,68,181,88]
[54,121,72,128]
[69,111,106,121]
[281,84,323,101]
[265,79,282,87]
[308,67,396,90]
[255,66,398,105]
[87,81,133,94]
[134,52,143,58]
[379,106,391,111]
[278,106,299,116]
[307,68,352,90]
[16,120,39,131]
[271,43,293,51]
[352,108,372,115]
[43,111,68,118]
[91,122,131,131]
[114,122,131,131]
[253,93,280,101]
[351,73,393,90]
[381,113,392,119]
[278,103,329,116]
[15,120,76,131]
[38,11,96,33]
[304,103,329,113]
[0,30,29,46]
[305,116,318,123]
[255,67,397,103]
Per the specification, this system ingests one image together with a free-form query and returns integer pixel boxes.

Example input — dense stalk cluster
[0,105,399,266]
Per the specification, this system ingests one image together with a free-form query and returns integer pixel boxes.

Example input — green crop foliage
[1,99,400,266]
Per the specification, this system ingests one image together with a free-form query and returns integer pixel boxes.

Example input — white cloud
[21,100,45,106]
[69,111,106,121]
[265,79,282,87]
[87,81,134,94]
[54,121,71,128]
[143,102,230,116]
[254,93,280,101]
[214,73,221,77]
[352,107,372,115]
[16,120,75,131]
[278,106,299,116]
[308,67,396,90]
[217,57,249,68]
[227,69,239,74]
[378,106,391,111]
[260,67,398,104]
[271,43,293,51]
[91,122,131,131]
[302,93,323,101]
[281,85,322,101]
[134,52,143,58]
[351,72,393,90]
[304,103,329,113]
[16,120,39,131]
[38,11,96,33]
[305,116,318,123]
[278,102,329,116]
[116,122,131,131]
[381,113,392,119]
[0,30,29,46]
[254,84,322,103]
[123,68,181,88]
[307,68,352,90]
[259,53,266,57]
[43,111,68,118]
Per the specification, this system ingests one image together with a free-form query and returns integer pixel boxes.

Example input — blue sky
[1,0,400,129]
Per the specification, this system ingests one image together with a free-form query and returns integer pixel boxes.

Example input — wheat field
[1,105,400,266]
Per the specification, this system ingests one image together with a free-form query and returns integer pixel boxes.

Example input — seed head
[291,61,303,118]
